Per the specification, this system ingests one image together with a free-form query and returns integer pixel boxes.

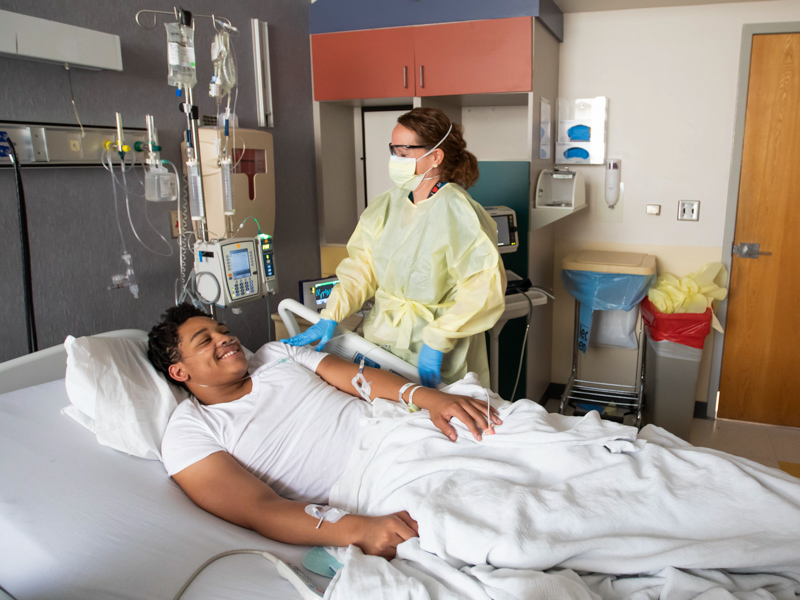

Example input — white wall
[551,1,800,397]
[556,0,800,247]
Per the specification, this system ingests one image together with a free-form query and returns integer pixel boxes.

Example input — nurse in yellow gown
[284,108,506,388]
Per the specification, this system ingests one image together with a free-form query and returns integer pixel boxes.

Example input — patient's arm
[172,450,418,558]
[315,354,502,442]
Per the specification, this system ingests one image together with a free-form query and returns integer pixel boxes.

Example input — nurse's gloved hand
[418,344,443,388]
[281,319,337,351]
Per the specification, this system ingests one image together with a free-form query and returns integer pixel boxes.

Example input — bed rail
[277,299,420,383]
[0,329,147,395]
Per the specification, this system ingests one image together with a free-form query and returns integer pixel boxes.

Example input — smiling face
[167,316,250,399]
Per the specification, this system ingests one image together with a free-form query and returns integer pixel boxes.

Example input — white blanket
[326,375,800,599]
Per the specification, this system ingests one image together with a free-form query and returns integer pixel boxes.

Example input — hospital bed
[3,301,799,600]
[0,299,415,600]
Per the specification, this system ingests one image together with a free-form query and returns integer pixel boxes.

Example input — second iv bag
[210,31,237,101]
[165,16,196,88]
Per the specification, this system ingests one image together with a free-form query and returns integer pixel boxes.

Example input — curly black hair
[147,303,210,390]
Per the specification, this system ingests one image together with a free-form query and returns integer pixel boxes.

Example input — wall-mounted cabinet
[311,28,416,101]
[311,17,532,101]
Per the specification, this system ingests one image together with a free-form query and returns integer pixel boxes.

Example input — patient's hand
[414,389,503,442]
[352,511,419,559]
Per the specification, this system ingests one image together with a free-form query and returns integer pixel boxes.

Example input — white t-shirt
[161,342,372,504]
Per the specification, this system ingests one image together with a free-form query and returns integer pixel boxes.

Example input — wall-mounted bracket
[252,19,275,128]
[0,122,146,167]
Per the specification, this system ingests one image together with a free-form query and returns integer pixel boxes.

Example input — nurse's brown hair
[397,107,479,189]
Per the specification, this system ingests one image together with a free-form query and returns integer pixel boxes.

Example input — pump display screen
[229,249,251,279]
[494,215,515,247]
[313,280,338,305]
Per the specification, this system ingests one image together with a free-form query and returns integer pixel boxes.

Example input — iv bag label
[168,43,196,67]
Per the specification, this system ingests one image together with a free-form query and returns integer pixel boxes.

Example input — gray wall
[0,0,320,362]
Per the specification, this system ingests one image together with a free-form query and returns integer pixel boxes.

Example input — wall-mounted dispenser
[605,158,622,209]
[535,168,586,209]
[531,167,587,230]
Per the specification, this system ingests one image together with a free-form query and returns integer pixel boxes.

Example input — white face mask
[388,124,452,191]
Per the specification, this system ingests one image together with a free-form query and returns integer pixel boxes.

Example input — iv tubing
[7,138,38,353]
[106,153,129,256]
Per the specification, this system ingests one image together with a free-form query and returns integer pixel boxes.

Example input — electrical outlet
[170,210,180,238]
[678,200,700,221]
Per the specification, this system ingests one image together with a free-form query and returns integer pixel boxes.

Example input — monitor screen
[229,248,251,279]
[494,215,514,247]
[313,280,338,305]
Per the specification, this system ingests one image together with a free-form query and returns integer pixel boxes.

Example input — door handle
[732,243,772,258]
[403,66,407,89]
[419,65,424,89]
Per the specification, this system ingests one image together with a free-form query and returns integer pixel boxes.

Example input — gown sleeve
[320,197,387,323]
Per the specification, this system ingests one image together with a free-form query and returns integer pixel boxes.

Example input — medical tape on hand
[305,504,349,529]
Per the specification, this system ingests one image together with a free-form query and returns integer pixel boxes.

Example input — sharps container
[558,251,657,426]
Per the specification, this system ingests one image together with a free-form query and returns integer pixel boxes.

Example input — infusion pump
[194,237,275,308]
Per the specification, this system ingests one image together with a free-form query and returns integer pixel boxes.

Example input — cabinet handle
[419,65,424,89]
[403,66,408,89]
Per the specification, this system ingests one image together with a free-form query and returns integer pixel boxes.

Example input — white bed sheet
[0,380,330,600]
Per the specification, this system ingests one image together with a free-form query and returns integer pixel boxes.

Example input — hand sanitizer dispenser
[605,158,622,209]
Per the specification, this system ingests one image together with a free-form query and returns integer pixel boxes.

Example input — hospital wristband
[398,382,415,406]
[406,385,422,413]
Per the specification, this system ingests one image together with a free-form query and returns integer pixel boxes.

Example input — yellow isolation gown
[321,183,506,386]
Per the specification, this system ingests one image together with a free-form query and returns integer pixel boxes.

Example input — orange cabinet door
[311,28,416,101]
[412,18,532,97]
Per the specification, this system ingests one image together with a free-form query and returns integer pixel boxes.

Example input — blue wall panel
[470,161,532,401]
[310,0,563,41]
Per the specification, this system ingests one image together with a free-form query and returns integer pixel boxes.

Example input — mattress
[0,379,331,600]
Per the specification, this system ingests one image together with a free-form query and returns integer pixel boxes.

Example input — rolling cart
[558,251,656,427]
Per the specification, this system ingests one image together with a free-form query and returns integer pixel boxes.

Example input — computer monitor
[298,276,340,313]
[484,206,518,254]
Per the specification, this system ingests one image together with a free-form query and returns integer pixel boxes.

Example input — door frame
[707,21,800,419]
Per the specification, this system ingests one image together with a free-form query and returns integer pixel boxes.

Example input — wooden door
[718,33,800,426]
[412,18,532,97]
[311,28,415,101]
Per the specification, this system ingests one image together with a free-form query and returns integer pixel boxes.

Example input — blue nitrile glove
[418,344,443,388]
[281,319,337,351]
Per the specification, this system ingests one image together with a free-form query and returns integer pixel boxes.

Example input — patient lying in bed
[149,303,500,559]
[149,304,800,587]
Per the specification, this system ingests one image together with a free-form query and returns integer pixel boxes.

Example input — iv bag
[165,21,197,88]
[210,31,237,100]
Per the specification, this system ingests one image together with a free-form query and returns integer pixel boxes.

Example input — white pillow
[63,335,189,461]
